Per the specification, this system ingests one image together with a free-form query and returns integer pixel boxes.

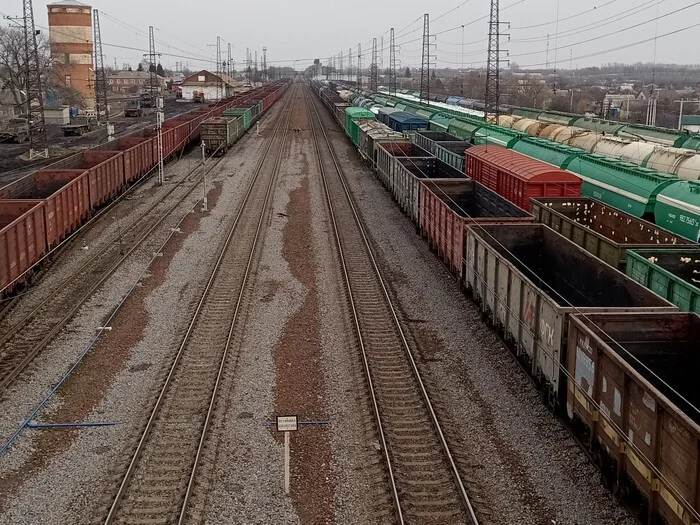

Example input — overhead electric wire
[509,1,700,59]
[517,18,700,68]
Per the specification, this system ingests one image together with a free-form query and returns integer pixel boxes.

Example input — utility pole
[348,48,353,84]
[370,38,378,92]
[216,36,222,100]
[262,46,267,83]
[646,88,660,127]
[675,99,700,130]
[17,0,48,158]
[245,48,250,84]
[156,95,164,185]
[485,0,509,123]
[228,42,232,78]
[339,51,344,82]
[389,27,397,95]
[147,26,158,101]
[419,14,430,103]
[357,43,362,89]
[254,50,258,84]
[93,9,112,141]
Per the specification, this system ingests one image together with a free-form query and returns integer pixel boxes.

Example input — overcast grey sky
[10,0,700,71]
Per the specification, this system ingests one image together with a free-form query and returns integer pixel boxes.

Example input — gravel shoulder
[201,86,379,525]
[317,98,635,525]
[0,100,283,525]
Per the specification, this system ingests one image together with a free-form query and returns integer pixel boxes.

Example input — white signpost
[276,415,298,495]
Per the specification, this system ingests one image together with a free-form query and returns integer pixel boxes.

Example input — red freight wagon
[0,200,47,295]
[117,137,155,182]
[465,145,582,211]
[419,179,534,277]
[82,150,125,206]
[162,120,189,156]
[0,169,90,246]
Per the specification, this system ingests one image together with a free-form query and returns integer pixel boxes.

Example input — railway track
[305,86,481,524]
[95,84,296,525]
[0,132,232,395]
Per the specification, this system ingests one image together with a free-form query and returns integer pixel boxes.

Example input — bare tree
[0,25,50,110]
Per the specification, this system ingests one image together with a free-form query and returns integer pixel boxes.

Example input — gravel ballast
[0,101,282,525]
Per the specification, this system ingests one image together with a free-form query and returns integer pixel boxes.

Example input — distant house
[108,70,166,94]
[681,115,700,133]
[180,70,237,101]
[0,86,21,120]
[169,72,186,85]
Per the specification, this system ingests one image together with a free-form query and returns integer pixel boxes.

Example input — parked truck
[0,118,30,143]
[124,99,143,117]
[60,115,97,136]
[139,93,154,108]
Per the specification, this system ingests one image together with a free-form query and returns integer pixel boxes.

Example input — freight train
[0,81,290,297]
[350,84,700,152]
[312,80,700,525]
[331,85,700,243]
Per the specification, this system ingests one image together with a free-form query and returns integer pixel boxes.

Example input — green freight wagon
[654,180,700,242]
[512,108,542,120]
[345,107,376,142]
[201,116,244,155]
[565,154,678,219]
[572,117,625,135]
[677,134,700,152]
[530,197,692,269]
[473,125,524,148]
[512,137,585,169]
[536,111,579,126]
[429,113,455,133]
[223,107,253,130]
[447,119,484,142]
[626,248,700,313]
[618,123,686,147]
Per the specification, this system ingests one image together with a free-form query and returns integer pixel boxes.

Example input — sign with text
[276,415,298,432]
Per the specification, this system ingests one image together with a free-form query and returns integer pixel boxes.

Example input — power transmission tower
[370,38,378,92]
[246,48,250,84]
[21,0,48,158]
[419,14,430,103]
[357,43,362,89]
[339,51,344,81]
[93,9,111,139]
[485,0,509,122]
[389,27,397,95]
[148,26,159,100]
[228,42,232,78]
[380,36,384,71]
[262,46,267,83]
[254,50,258,83]
[348,47,353,84]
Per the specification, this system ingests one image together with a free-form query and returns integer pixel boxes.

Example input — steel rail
[305,85,480,525]
[102,83,296,525]
[0,145,227,394]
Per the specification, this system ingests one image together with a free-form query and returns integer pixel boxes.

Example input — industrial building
[180,70,237,102]
[47,0,95,109]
